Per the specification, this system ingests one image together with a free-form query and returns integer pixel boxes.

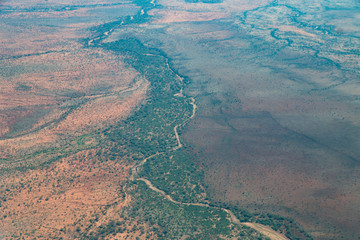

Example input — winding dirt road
[131,95,288,240]
[136,177,288,240]
[243,222,289,240]
[93,9,288,240]
[126,44,288,240]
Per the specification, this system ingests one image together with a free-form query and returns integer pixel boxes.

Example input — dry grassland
[0,149,153,239]
[0,2,150,238]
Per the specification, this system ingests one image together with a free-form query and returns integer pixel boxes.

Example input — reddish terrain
[0,1,149,238]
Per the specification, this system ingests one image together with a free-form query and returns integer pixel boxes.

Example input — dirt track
[137,177,288,240]
[125,37,288,240]
[131,95,288,240]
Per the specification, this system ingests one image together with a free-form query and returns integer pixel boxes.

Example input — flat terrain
[0,0,152,238]
[1,0,359,239]
[0,1,276,239]
[145,0,360,239]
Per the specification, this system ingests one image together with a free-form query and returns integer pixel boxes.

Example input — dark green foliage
[91,3,308,238]
[140,149,207,203]
[106,97,192,160]
[125,181,268,240]
[15,83,32,91]
[102,38,182,98]
[222,202,313,240]
[1,0,312,238]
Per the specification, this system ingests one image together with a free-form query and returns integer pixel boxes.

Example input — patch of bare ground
[0,23,81,58]
[149,9,229,24]
[0,148,154,239]
[1,48,137,105]
[53,79,149,134]
[0,109,34,137]
[0,129,57,161]
[243,223,288,240]
[0,1,154,239]
[0,77,147,161]
[149,0,271,24]
[0,43,148,150]
[0,13,142,134]
[276,25,318,39]
[0,80,147,171]
[156,0,271,14]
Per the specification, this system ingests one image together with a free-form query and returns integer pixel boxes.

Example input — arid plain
[1,0,359,239]
[0,0,153,238]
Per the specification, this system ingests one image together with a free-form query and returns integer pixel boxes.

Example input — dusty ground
[2,0,359,239]
[156,0,271,14]
[0,1,149,238]
[0,0,148,155]
[0,148,157,239]
[0,149,128,238]
[149,9,229,24]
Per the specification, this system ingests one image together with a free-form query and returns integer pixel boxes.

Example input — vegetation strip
[130,94,288,240]
[86,0,307,238]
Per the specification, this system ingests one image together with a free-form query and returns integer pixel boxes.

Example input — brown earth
[0,46,147,158]
[150,0,271,24]
[0,1,150,238]
[149,9,229,24]
[0,149,156,239]
[0,11,147,152]
[156,0,271,14]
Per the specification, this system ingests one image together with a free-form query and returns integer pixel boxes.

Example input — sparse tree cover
[1,0,358,239]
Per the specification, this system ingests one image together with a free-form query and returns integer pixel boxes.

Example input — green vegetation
[103,38,182,97]
[141,149,207,203]
[105,97,191,160]
[218,203,313,240]
[0,0,317,238]
[15,83,32,91]
[250,213,312,240]
[89,12,265,238]
[89,4,308,238]
[86,220,127,239]
[123,180,267,240]
[76,133,93,146]
[87,0,157,45]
